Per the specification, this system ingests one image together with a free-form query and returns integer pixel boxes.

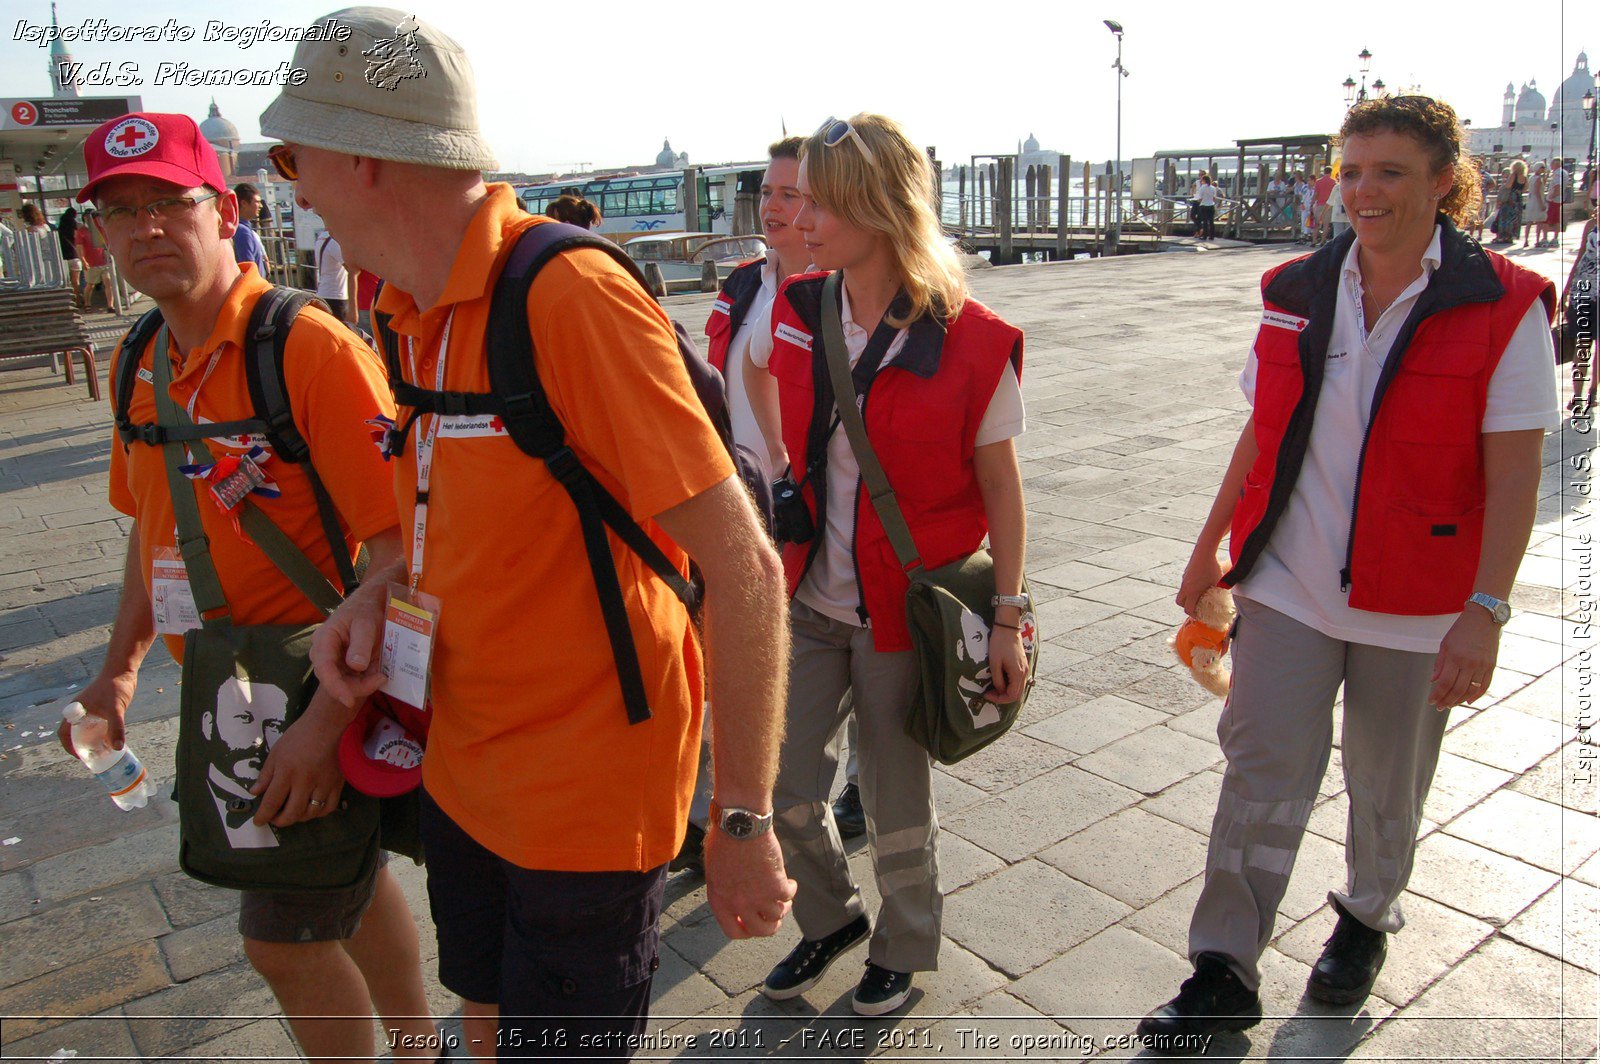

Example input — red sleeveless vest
[768,273,1024,650]
[1228,230,1553,615]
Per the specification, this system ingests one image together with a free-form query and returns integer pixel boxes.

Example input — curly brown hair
[1338,95,1481,228]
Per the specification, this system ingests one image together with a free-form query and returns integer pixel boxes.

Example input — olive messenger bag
[127,307,394,892]
[818,273,1039,765]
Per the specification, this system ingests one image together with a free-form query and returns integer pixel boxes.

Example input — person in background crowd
[1313,166,1336,246]
[354,267,379,335]
[75,208,117,312]
[1523,161,1548,248]
[1546,158,1569,247]
[265,9,795,1058]
[545,193,602,229]
[58,205,84,304]
[233,182,271,276]
[1490,158,1526,244]
[20,202,48,234]
[744,112,1029,1018]
[1138,94,1557,1056]
[314,229,357,323]
[1194,172,1218,241]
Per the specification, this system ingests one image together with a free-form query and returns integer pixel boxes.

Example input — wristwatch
[710,802,774,840]
[992,593,1031,610]
[1466,592,1511,626]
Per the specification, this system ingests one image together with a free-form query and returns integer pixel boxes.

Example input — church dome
[1023,132,1040,154]
[1549,51,1593,115]
[1514,79,1546,122]
[199,100,240,147]
[656,138,677,169]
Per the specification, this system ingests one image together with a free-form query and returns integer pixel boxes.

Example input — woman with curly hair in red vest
[1138,95,1559,1055]
[742,113,1028,1017]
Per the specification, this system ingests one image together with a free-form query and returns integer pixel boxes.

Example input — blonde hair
[800,113,965,327]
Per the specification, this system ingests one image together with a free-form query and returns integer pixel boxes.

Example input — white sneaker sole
[851,982,912,1016]
[760,926,870,1001]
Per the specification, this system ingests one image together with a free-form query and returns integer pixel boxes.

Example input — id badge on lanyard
[379,310,453,710]
[151,543,201,635]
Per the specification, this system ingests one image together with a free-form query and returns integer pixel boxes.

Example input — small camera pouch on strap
[148,326,381,892]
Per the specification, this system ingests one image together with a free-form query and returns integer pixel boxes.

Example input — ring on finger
[308,798,326,808]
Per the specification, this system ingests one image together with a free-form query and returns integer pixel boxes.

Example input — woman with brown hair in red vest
[1138,95,1559,1055]
[742,113,1030,1017]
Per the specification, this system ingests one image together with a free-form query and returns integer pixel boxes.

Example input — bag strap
[114,308,260,448]
[819,272,924,575]
[149,324,343,625]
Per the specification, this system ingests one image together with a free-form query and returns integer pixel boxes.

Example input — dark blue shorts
[419,789,666,1060]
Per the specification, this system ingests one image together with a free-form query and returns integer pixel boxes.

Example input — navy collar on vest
[895,314,949,378]
[1264,216,1505,320]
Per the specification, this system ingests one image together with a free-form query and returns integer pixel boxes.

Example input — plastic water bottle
[62,702,152,810]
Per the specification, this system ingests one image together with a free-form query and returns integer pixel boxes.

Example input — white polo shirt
[1237,226,1559,652]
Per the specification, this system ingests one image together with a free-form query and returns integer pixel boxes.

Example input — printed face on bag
[203,675,287,790]
[94,175,236,301]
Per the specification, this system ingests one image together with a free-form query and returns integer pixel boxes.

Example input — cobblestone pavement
[0,239,1594,1062]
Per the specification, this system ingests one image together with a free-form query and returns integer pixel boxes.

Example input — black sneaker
[1305,898,1387,1005]
[670,822,705,875]
[852,961,913,1016]
[761,914,871,1001]
[832,783,866,840]
[1136,952,1262,1055]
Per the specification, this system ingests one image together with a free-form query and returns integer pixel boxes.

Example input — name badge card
[151,546,201,635]
[380,583,441,709]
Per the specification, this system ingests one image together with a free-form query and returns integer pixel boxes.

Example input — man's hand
[311,580,390,708]
[57,670,137,757]
[1429,607,1500,711]
[251,697,349,828]
[704,829,796,940]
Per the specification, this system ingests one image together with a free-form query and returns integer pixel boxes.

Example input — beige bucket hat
[260,7,497,171]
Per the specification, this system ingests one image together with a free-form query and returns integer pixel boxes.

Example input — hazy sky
[5,0,1597,175]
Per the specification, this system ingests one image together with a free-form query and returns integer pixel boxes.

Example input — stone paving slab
[0,240,1594,1061]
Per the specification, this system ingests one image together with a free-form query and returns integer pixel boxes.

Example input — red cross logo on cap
[104,117,159,159]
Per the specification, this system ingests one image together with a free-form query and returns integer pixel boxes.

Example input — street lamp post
[1104,19,1127,254]
[1584,87,1597,171]
[1343,48,1384,109]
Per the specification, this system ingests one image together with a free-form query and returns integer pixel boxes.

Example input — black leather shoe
[832,783,866,839]
[1137,952,1262,1055]
[761,914,871,1001]
[1306,899,1387,1005]
[670,822,704,875]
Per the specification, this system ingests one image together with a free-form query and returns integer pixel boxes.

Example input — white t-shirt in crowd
[314,233,348,301]
[1196,184,1218,207]
[750,280,1025,627]
[1237,225,1559,653]
[1549,165,1568,204]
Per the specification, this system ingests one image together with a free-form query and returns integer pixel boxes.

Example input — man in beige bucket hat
[264,8,796,1059]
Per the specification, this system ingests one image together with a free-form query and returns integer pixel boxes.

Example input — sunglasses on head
[816,117,875,165]
[267,144,298,181]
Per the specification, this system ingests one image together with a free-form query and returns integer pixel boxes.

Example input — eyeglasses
[99,191,219,232]
[816,117,875,165]
[268,144,298,181]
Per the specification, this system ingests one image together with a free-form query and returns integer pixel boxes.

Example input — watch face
[722,811,755,839]
[1493,602,1511,625]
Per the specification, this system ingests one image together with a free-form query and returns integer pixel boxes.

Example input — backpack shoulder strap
[113,307,165,447]
[485,221,697,725]
[240,285,360,595]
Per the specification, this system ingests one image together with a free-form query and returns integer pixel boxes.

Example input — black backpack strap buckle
[543,446,586,488]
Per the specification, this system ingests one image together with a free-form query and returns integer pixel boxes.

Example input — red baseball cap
[337,693,429,798]
[78,112,229,203]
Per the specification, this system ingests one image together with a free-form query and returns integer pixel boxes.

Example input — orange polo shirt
[376,184,732,872]
[109,264,399,662]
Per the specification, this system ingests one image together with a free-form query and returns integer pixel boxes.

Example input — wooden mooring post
[996,157,1014,264]
[1056,154,1071,259]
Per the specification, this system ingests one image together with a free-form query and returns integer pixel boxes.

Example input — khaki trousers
[772,598,942,973]
[1189,598,1448,991]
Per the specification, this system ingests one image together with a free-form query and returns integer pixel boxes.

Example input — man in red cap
[61,112,438,1063]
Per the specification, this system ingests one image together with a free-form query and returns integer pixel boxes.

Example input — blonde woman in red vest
[1139,95,1558,1055]
[742,113,1028,1017]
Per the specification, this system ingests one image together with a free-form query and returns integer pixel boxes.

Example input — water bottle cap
[62,701,87,724]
